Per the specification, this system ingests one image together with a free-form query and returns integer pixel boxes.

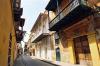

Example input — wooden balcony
[31,30,49,43]
[49,0,93,31]
[14,8,23,21]
[13,0,21,8]
[16,30,24,43]
[14,18,25,30]
[32,33,49,43]
[20,18,25,27]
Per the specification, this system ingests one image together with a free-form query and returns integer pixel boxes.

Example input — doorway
[73,35,92,64]
[56,47,61,61]
[33,49,35,56]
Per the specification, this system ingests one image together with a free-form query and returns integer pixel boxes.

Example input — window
[55,39,59,45]
[54,32,60,46]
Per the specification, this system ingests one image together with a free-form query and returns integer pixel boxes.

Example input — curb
[39,59,60,66]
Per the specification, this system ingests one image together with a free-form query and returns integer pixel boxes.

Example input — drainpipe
[55,0,60,37]
[55,0,61,61]
[56,0,60,20]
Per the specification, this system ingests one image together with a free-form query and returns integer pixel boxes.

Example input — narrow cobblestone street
[14,55,57,66]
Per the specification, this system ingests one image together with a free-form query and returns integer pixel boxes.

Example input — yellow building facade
[0,0,25,66]
[29,12,56,61]
[0,0,17,66]
[59,15,100,66]
[46,0,100,66]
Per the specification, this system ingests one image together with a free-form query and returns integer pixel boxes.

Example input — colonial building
[46,0,100,66]
[0,0,25,66]
[30,12,55,60]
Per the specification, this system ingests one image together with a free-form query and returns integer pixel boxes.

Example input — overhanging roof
[45,0,61,11]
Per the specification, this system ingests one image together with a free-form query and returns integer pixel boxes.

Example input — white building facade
[30,12,55,61]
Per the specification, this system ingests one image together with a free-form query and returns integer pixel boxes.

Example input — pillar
[88,32,100,66]
[68,39,76,64]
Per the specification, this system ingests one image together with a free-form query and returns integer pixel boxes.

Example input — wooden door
[73,35,92,64]
[56,47,61,61]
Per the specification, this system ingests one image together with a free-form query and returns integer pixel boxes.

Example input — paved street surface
[14,55,57,66]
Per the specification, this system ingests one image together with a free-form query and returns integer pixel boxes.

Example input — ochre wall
[88,33,100,66]
[49,0,100,65]
[0,0,16,66]
[59,15,100,66]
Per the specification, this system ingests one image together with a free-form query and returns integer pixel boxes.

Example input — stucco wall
[0,0,16,66]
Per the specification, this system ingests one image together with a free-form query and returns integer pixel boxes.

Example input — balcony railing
[49,0,93,31]
[31,27,49,43]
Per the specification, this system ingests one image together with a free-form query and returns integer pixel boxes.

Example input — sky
[21,0,49,32]
[21,0,49,47]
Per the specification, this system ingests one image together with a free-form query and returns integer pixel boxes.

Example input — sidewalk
[30,56,87,66]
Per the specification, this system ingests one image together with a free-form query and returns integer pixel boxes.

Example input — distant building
[28,12,55,60]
